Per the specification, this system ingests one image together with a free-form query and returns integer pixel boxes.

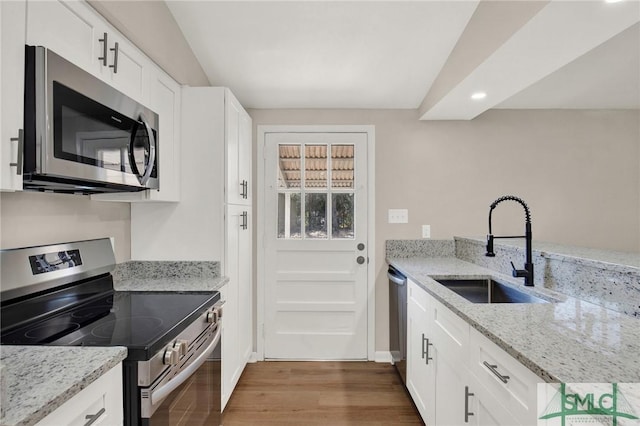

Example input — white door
[264,132,368,360]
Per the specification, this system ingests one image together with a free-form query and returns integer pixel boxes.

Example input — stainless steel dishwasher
[388,265,407,384]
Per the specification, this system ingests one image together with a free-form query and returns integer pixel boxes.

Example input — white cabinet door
[237,207,253,363]
[430,296,470,425]
[36,364,123,426]
[100,31,148,104]
[0,0,26,192]
[26,0,103,76]
[145,70,181,202]
[406,279,435,424]
[222,204,252,409]
[225,90,252,206]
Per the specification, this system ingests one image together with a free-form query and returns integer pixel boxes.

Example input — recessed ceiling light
[605,0,624,3]
[471,92,487,100]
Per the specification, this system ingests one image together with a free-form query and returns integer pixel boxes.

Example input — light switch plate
[388,209,408,224]
[422,225,431,238]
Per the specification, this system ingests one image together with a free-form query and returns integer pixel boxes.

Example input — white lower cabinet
[406,279,540,426]
[36,364,123,426]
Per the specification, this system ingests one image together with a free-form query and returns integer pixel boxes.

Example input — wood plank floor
[222,361,423,425]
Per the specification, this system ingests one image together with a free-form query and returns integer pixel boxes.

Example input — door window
[277,143,355,240]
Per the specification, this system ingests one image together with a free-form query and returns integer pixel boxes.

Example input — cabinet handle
[241,211,248,230]
[464,386,474,423]
[98,32,108,66]
[9,129,23,176]
[421,334,433,365]
[84,407,106,426]
[109,42,119,74]
[240,180,248,199]
[483,361,510,383]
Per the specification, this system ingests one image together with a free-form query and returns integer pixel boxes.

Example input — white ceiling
[167,1,640,119]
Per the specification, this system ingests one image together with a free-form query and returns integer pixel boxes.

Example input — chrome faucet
[485,195,534,286]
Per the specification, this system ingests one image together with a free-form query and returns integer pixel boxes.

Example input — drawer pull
[464,386,474,423]
[483,361,510,383]
[84,407,106,426]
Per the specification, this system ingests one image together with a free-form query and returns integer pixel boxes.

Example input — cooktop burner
[1,289,218,361]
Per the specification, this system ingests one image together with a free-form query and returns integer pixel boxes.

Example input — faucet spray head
[485,235,496,257]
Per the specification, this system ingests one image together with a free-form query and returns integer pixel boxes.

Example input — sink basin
[434,279,548,304]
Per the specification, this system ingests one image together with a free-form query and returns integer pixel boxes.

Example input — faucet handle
[511,261,528,278]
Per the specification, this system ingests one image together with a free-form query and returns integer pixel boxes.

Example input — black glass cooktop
[1,290,219,361]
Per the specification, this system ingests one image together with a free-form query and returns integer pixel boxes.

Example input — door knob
[357,256,366,264]
[357,243,365,251]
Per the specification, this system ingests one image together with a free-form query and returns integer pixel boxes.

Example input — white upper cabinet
[144,70,182,202]
[26,0,99,76]
[0,0,26,192]
[226,92,252,205]
[26,0,148,104]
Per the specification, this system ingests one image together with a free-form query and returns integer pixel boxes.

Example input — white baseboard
[374,351,393,363]
[249,352,260,363]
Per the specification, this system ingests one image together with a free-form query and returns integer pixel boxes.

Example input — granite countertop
[388,256,640,384]
[112,260,228,292]
[0,346,127,426]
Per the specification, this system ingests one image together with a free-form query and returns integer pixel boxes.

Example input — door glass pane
[332,193,354,239]
[331,145,354,189]
[277,192,301,239]
[305,145,327,188]
[305,193,327,239]
[278,145,301,189]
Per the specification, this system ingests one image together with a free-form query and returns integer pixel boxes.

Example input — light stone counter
[112,260,228,292]
[0,346,127,426]
[388,257,640,384]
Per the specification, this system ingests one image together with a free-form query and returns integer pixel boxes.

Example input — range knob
[206,309,218,324]
[172,340,188,357]
[163,348,179,365]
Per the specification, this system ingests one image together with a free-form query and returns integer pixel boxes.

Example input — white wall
[248,107,640,351]
[0,191,131,262]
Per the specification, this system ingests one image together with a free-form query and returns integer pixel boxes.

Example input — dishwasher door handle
[387,269,407,286]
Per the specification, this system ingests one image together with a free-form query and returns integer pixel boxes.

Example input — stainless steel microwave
[23,45,159,194]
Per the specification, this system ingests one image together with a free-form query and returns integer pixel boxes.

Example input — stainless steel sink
[434,278,548,304]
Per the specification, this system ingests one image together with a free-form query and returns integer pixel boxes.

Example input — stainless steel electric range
[0,238,223,425]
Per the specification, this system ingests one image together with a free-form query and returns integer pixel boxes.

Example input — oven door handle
[150,324,221,405]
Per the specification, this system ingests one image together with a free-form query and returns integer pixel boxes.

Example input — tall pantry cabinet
[130,87,252,409]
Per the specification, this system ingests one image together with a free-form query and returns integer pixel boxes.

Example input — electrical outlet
[422,225,431,238]
[388,209,408,224]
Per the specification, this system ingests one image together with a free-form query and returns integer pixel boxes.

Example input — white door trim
[256,125,376,361]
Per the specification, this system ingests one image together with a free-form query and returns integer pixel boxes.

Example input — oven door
[142,324,221,426]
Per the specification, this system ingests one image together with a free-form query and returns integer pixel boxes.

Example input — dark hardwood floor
[222,361,423,425]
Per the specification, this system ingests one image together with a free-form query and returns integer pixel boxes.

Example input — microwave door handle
[138,114,156,186]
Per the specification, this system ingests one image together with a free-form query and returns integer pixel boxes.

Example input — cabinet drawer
[37,364,123,426]
[469,328,540,425]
